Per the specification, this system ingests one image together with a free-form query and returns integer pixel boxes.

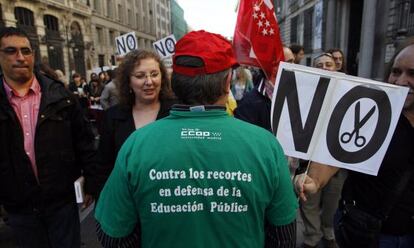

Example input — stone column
[358,0,377,78]
[325,0,336,50]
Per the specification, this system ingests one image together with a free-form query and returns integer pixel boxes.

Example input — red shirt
[3,77,41,181]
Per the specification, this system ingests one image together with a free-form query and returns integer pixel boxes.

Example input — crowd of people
[0,24,412,248]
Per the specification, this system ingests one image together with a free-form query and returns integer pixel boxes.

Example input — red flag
[233,0,284,82]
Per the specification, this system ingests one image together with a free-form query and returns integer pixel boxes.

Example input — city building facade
[275,0,414,80]
[0,0,171,79]
[171,0,187,40]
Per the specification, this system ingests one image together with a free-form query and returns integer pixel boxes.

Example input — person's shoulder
[239,88,268,105]
[160,97,179,108]
[105,104,131,120]
[37,73,72,97]
[234,88,271,125]
[230,116,274,138]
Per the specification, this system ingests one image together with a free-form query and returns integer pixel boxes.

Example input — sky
[176,0,239,38]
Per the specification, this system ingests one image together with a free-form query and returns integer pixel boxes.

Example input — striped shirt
[3,77,41,181]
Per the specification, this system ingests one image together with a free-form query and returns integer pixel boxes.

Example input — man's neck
[4,75,34,96]
[214,94,229,106]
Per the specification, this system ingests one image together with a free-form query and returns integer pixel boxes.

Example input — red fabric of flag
[233,0,284,82]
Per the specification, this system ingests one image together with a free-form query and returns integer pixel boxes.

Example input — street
[0,209,307,248]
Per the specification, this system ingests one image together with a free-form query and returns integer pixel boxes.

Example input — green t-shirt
[95,109,298,248]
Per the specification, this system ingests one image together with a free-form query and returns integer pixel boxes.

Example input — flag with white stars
[233,0,284,82]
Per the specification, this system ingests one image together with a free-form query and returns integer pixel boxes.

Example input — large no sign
[271,62,409,175]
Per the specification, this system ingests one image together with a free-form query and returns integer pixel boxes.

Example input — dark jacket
[96,99,177,193]
[234,86,272,132]
[0,72,98,214]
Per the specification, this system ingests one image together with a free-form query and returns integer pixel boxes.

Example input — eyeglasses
[0,47,34,56]
[132,71,161,81]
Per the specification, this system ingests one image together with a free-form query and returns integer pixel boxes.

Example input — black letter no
[272,69,330,153]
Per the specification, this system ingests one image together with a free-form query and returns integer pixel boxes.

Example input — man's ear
[224,70,232,94]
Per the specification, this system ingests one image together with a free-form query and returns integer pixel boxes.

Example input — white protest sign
[153,34,176,58]
[271,62,409,175]
[115,32,138,56]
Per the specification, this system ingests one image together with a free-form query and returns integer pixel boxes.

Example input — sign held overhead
[153,34,176,58]
[271,62,409,175]
[115,32,138,56]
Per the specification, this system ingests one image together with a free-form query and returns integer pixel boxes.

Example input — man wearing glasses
[0,27,97,248]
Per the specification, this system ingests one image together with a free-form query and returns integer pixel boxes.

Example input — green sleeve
[265,139,298,226]
[94,138,139,238]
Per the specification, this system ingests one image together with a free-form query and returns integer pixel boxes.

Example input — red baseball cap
[173,30,238,76]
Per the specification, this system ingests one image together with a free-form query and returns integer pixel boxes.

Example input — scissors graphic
[340,101,376,147]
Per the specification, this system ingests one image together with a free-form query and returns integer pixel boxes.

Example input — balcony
[71,1,92,16]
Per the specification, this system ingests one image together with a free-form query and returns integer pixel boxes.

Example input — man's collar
[171,104,226,112]
[3,76,40,98]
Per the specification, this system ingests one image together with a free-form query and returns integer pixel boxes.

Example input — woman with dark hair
[89,77,104,105]
[95,49,176,194]
[327,48,347,73]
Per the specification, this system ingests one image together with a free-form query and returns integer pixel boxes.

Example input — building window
[136,13,140,29]
[118,4,123,22]
[303,7,313,53]
[290,16,298,44]
[98,54,105,67]
[128,9,132,25]
[107,0,113,17]
[44,15,59,31]
[0,4,4,27]
[94,0,101,13]
[96,27,104,45]
[15,7,35,27]
[109,30,115,45]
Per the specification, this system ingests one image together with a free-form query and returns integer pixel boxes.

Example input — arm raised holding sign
[295,162,339,201]
[296,41,414,248]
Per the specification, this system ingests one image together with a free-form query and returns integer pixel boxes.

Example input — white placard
[153,34,176,58]
[271,62,409,175]
[115,32,138,56]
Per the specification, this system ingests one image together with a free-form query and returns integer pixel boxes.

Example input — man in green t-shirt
[95,30,298,248]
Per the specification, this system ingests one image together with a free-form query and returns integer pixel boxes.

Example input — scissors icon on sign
[340,101,376,147]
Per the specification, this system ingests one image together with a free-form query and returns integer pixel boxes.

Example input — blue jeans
[379,234,414,248]
[7,202,80,248]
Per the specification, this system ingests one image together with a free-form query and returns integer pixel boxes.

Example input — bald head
[283,47,295,63]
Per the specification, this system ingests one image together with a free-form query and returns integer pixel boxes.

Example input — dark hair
[172,56,230,105]
[289,44,304,54]
[327,48,347,73]
[106,69,114,79]
[72,73,81,79]
[116,49,172,106]
[0,27,31,48]
[38,63,59,81]
[385,38,414,80]
[90,72,98,81]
